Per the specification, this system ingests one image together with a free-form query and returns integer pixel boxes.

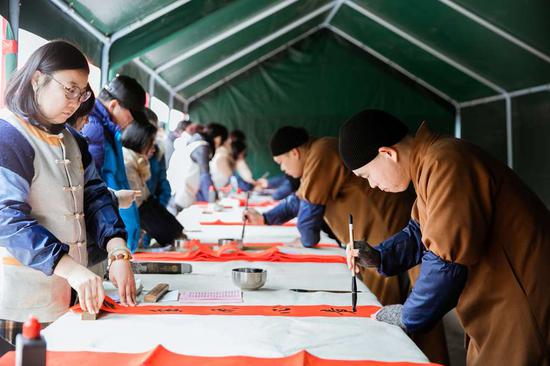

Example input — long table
[29,195,432,364]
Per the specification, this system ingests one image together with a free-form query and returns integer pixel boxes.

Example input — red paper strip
[215,242,338,248]
[1,40,17,54]
[192,200,277,208]
[201,219,296,227]
[70,296,380,317]
[134,243,346,263]
[0,346,440,366]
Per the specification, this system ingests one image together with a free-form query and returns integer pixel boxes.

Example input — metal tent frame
[11,0,548,169]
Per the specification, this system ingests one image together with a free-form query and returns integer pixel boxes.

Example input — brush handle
[241,192,250,240]
[348,214,355,277]
[352,277,358,312]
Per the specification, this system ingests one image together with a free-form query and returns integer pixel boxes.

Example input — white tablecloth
[43,195,428,363]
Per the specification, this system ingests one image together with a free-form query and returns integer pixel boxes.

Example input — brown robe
[410,123,550,365]
[296,137,449,364]
[296,137,414,304]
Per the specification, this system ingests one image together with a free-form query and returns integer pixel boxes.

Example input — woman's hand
[54,255,105,314]
[109,259,136,307]
[115,189,142,209]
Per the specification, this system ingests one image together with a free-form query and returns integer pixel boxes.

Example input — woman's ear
[31,71,42,91]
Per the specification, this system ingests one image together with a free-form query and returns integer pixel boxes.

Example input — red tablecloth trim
[134,242,345,263]
[0,346,441,366]
[193,200,278,208]
[70,296,379,318]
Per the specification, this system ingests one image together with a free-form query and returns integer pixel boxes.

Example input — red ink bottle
[15,316,46,366]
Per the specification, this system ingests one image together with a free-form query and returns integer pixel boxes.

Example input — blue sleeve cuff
[272,179,294,200]
[297,200,324,248]
[263,194,300,225]
[402,251,467,332]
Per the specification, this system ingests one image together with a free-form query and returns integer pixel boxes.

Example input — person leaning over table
[339,109,550,366]
[81,74,148,252]
[0,41,136,344]
[243,127,415,305]
[167,123,227,211]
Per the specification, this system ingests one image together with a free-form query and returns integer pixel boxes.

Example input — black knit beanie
[270,126,309,156]
[339,109,409,170]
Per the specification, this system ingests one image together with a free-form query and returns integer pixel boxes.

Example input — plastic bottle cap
[22,316,41,339]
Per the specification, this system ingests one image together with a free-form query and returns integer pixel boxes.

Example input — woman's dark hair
[121,120,158,154]
[229,129,246,142]
[230,140,247,160]
[5,40,90,123]
[145,107,158,125]
[204,122,228,145]
[66,85,95,127]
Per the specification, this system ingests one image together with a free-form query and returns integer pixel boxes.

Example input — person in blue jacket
[81,75,148,252]
[0,41,136,343]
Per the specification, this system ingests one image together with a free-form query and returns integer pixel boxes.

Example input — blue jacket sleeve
[99,141,119,189]
[402,251,467,332]
[80,118,105,172]
[156,156,172,207]
[272,179,295,200]
[296,200,324,248]
[263,195,324,248]
[376,219,424,276]
[191,145,215,201]
[263,194,300,225]
[69,128,127,250]
[267,175,286,188]
[0,121,69,275]
[234,174,254,192]
[119,204,140,252]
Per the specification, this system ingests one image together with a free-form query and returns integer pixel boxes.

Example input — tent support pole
[344,0,506,96]
[437,0,550,65]
[505,95,513,169]
[327,25,458,108]
[174,1,336,93]
[454,107,461,138]
[460,83,550,108]
[155,0,297,74]
[187,26,323,104]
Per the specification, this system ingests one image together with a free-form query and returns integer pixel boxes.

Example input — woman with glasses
[0,40,136,344]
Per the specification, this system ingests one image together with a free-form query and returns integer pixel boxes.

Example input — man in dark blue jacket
[81,75,147,251]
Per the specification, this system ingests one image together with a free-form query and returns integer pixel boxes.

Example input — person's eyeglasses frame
[43,72,92,103]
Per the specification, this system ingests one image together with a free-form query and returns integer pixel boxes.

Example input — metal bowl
[232,268,267,291]
[218,238,243,249]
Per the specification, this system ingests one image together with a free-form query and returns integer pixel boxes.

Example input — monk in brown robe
[339,109,550,366]
[245,126,450,364]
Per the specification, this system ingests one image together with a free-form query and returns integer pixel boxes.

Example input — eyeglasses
[47,73,92,103]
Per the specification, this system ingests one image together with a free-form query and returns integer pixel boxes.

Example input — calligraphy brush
[348,214,357,313]
[241,191,250,241]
